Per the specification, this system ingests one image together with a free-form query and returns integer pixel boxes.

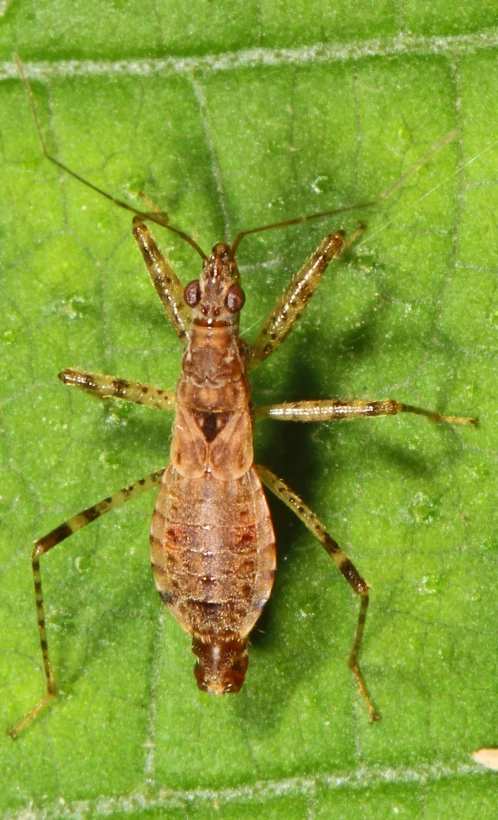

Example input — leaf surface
[0,3,497,817]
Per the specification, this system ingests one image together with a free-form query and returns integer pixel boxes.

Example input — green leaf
[1,3,497,817]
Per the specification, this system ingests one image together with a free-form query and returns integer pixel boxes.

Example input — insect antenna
[14,54,207,260]
[230,129,457,257]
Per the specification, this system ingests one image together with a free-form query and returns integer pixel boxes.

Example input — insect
[10,58,477,738]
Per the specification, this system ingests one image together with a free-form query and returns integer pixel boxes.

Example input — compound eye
[184,280,201,307]
[225,284,245,313]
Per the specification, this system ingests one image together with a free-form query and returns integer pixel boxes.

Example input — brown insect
[10,59,476,738]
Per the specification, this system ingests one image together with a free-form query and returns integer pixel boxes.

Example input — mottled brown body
[151,312,275,693]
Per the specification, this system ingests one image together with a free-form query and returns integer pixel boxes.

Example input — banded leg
[9,469,165,739]
[132,218,193,343]
[255,398,477,426]
[249,225,364,370]
[256,463,379,721]
[59,369,176,410]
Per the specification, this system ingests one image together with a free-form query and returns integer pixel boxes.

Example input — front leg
[132,218,193,343]
[249,225,364,370]
[59,369,176,410]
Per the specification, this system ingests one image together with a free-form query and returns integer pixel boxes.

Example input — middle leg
[255,398,477,426]
[59,369,176,410]
[249,225,364,370]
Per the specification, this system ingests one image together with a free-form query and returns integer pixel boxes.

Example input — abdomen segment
[150,465,276,693]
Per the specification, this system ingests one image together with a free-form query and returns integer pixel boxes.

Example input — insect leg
[8,469,165,739]
[132,218,193,343]
[249,226,364,370]
[255,398,477,426]
[59,369,176,410]
[256,463,379,722]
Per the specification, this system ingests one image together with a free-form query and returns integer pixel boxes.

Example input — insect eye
[225,284,245,313]
[184,280,201,307]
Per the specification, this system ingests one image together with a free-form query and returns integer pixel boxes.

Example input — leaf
[0,2,497,817]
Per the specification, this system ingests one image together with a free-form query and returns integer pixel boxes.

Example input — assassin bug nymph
[9,58,476,737]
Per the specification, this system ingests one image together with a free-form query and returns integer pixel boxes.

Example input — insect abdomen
[150,464,276,693]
